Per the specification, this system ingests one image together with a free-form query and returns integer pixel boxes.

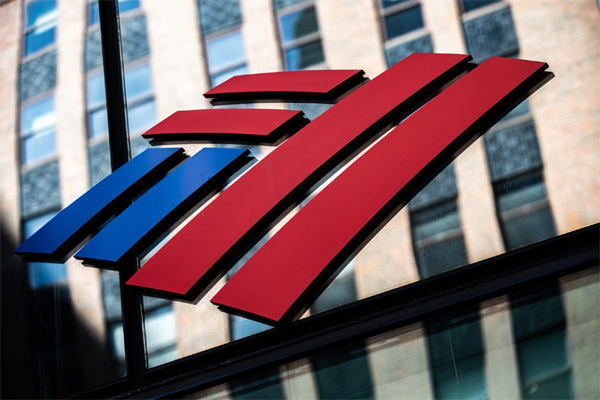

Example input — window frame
[22,0,58,60]
[377,0,426,43]
[203,26,249,88]
[19,92,58,168]
[87,0,143,28]
[275,1,326,71]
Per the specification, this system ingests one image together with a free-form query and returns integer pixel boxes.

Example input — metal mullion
[97,0,146,390]
[282,31,321,50]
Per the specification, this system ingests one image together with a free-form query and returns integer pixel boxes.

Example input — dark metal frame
[69,3,599,398]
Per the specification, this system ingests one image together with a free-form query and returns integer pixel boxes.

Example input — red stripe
[204,70,367,104]
[211,57,549,324]
[142,109,305,143]
[126,53,472,300]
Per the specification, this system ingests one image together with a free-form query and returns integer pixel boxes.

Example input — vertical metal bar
[97,0,146,387]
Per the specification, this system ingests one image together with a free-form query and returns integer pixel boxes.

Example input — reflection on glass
[285,40,325,71]
[511,284,573,399]
[143,298,179,368]
[25,213,66,289]
[385,5,424,40]
[25,0,57,55]
[495,172,556,250]
[410,200,468,278]
[125,64,153,100]
[427,309,487,400]
[187,267,598,400]
[312,261,358,314]
[312,341,374,399]
[21,96,56,165]
[23,129,56,165]
[280,7,319,43]
[89,108,109,139]
[128,99,156,135]
[213,64,248,87]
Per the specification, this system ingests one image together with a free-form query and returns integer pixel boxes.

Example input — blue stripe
[16,148,186,261]
[75,147,250,266]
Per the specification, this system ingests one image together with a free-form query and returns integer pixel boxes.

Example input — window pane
[280,7,319,43]
[23,129,56,165]
[230,315,271,341]
[412,202,462,242]
[87,73,106,108]
[25,213,67,289]
[212,64,248,87]
[145,306,178,368]
[385,5,424,40]
[496,174,547,213]
[416,236,469,277]
[89,1,100,25]
[25,23,56,56]
[124,64,152,100]
[22,96,55,134]
[128,100,156,134]
[285,39,325,71]
[89,108,109,139]
[117,0,140,14]
[206,30,246,74]
[502,207,556,250]
[26,0,57,27]
[312,264,358,314]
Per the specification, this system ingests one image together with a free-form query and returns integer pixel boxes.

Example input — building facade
[0,0,598,398]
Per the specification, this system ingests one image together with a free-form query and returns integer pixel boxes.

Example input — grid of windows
[276,2,325,71]
[23,0,58,57]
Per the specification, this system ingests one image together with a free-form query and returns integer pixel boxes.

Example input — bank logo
[16,54,552,325]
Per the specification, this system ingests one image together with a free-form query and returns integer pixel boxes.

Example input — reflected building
[0,0,598,398]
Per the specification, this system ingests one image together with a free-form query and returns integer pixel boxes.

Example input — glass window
[427,309,487,400]
[24,0,58,56]
[410,200,469,278]
[280,7,319,43]
[124,63,153,100]
[379,0,425,42]
[495,172,556,251]
[511,285,573,399]
[144,305,179,368]
[278,6,325,71]
[21,96,57,165]
[206,30,248,88]
[24,213,67,289]
[384,5,424,40]
[128,99,156,135]
[284,39,325,71]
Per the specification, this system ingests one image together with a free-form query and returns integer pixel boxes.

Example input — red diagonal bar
[211,57,551,325]
[204,70,367,105]
[142,109,306,144]
[126,53,472,301]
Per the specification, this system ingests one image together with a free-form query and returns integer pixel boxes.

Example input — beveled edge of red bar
[204,70,367,105]
[142,109,308,145]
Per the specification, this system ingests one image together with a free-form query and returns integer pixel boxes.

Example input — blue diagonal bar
[15,148,186,262]
[75,147,251,267]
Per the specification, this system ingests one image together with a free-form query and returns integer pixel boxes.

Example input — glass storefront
[0,0,598,398]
